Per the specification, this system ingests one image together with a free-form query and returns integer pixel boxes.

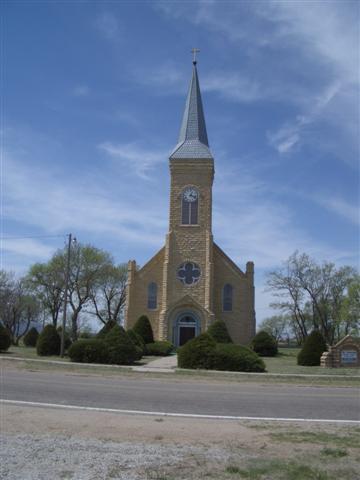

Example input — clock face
[183,187,198,203]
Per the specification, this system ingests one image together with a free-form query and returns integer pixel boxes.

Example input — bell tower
[125,55,255,347]
[158,59,216,342]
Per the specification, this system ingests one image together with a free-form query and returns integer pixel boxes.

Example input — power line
[0,234,67,240]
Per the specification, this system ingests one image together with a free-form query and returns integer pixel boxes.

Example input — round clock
[183,187,198,203]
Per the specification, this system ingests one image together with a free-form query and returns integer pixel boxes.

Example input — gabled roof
[170,62,213,160]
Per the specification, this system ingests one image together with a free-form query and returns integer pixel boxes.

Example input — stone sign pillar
[321,335,360,368]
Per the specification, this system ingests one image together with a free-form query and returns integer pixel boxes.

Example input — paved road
[1,369,359,421]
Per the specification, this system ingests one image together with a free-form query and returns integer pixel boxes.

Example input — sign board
[341,350,358,364]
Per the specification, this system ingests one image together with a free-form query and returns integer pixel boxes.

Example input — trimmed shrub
[57,326,72,350]
[145,341,174,356]
[213,344,266,372]
[133,315,154,344]
[23,327,39,347]
[207,320,232,343]
[297,330,327,366]
[178,333,217,369]
[0,323,11,352]
[36,324,61,356]
[68,339,109,364]
[96,320,117,339]
[251,331,278,357]
[104,325,139,365]
[127,329,146,354]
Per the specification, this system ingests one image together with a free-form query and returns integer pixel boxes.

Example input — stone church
[124,60,255,346]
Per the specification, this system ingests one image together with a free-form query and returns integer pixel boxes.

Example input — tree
[267,251,357,344]
[258,315,288,342]
[26,258,64,327]
[339,275,360,337]
[89,263,127,325]
[47,243,113,341]
[0,271,40,345]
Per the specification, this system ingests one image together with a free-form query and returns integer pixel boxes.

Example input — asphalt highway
[1,369,359,421]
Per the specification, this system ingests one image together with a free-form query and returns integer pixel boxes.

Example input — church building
[124,59,256,346]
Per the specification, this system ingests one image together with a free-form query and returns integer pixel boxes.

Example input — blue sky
[1,0,359,323]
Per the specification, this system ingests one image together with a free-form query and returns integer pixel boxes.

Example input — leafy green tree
[26,258,64,327]
[339,276,360,337]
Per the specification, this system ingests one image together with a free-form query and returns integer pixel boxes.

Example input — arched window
[147,282,157,309]
[181,186,199,225]
[223,284,233,312]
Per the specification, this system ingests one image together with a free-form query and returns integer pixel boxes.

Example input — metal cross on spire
[191,48,200,64]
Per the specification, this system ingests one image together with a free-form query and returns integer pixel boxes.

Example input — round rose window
[177,262,201,286]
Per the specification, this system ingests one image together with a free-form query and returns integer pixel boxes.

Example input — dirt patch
[1,404,359,479]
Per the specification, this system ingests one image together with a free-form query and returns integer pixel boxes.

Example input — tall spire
[170,60,213,160]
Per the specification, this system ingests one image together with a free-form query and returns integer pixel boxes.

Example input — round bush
[127,329,146,354]
[213,344,266,372]
[36,325,61,356]
[0,323,11,352]
[104,325,139,365]
[297,330,327,366]
[251,331,278,357]
[133,315,154,344]
[68,339,109,364]
[177,333,217,369]
[96,320,117,339]
[207,320,232,343]
[23,327,39,347]
[145,341,174,356]
[57,326,72,350]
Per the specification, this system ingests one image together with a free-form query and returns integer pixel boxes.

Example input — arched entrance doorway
[173,311,201,347]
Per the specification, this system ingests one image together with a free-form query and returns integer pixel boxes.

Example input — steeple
[170,60,213,160]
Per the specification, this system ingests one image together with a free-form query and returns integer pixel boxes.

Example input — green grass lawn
[1,345,70,361]
[2,345,359,378]
[263,348,359,376]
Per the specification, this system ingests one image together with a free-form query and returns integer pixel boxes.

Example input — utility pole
[60,233,72,357]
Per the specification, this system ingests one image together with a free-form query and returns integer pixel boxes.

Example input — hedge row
[178,333,265,372]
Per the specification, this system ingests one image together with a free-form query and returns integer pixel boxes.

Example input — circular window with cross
[177,262,201,286]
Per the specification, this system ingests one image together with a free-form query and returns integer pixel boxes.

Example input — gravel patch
[0,433,233,480]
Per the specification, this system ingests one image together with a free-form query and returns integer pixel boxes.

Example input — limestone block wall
[124,247,164,339]
[212,244,255,345]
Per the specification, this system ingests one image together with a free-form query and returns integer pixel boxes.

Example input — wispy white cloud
[3,148,168,257]
[212,167,352,269]
[156,1,359,161]
[98,142,168,179]
[2,238,55,261]
[267,82,341,154]
[95,12,121,40]
[310,194,359,226]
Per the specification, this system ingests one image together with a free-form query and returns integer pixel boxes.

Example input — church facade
[124,61,256,346]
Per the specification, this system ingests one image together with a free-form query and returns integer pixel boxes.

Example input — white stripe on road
[1,399,359,424]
